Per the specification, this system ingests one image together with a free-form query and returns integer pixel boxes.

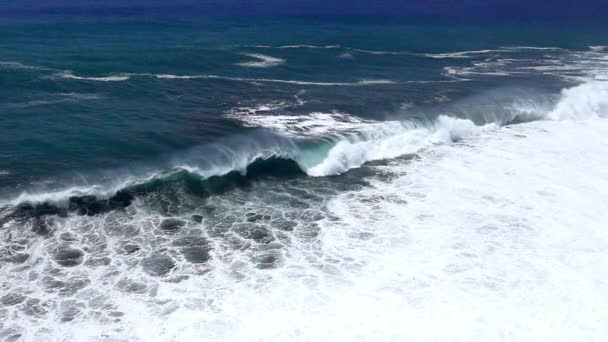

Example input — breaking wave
[53,71,397,86]
[2,79,606,218]
[57,71,131,82]
[252,44,341,49]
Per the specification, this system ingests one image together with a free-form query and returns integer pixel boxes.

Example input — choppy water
[1,19,608,341]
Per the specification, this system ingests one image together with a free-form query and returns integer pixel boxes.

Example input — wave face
[3,78,606,212]
[2,20,608,341]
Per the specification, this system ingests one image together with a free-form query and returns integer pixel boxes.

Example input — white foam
[48,117,608,342]
[337,52,354,60]
[300,118,608,341]
[306,116,496,176]
[230,77,394,86]
[155,74,199,79]
[502,46,566,51]
[3,185,116,208]
[443,47,608,80]
[228,79,608,177]
[302,77,608,176]
[423,49,508,59]
[4,77,608,341]
[349,48,507,58]
[349,48,411,55]
[547,80,608,120]
[228,111,375,137]
[444,65,512,77]
[254,44,340,49]
[58,71,131,82]
[237,53,285,68]
[155,73,396,86]
[589,45,608,52]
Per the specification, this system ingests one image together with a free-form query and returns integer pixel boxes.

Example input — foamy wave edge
[2,79,607,209]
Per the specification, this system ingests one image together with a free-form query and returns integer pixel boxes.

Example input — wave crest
[547,80,608,120]
[3,80,607,217]
[237,53,285,68]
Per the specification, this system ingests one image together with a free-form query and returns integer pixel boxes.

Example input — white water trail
[237,53,285,68]
[58,71,131,82]
[305,116,497,176]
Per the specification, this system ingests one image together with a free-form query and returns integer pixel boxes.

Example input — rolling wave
[156,74,396,86]
[2,79,606,219]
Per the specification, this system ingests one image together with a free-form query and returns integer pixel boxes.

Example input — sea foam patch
[237,53,286,68]
[227,110,376,137]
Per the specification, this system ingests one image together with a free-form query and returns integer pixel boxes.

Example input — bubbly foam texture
[547,80,608,120]
[349,48,508,58]
[4,116,607,341]
[227,79,608,178]
[3,183,126,208]
[2,70,608,340]
[423,49,508,58]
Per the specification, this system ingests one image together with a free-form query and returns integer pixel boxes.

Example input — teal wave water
[1,17,608,341]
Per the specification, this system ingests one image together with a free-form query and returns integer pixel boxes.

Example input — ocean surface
[1,18,608,341]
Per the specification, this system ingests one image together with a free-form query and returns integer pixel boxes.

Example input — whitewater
[1,73,608,340]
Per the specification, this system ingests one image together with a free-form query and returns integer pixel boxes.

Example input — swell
[2,79,606,220]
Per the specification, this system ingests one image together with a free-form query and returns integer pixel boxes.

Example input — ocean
[1,17,608,341]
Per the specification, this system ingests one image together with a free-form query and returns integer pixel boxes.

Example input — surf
[3,78,607,220]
